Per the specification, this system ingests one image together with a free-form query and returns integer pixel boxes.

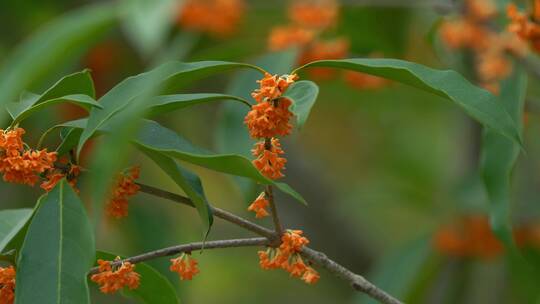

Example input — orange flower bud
[106,166,140,219]
[248,192,270,218]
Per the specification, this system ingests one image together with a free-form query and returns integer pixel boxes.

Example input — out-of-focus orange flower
[170,253,200,280]
[91,259,140,294]
[252,138,287,180]
[439,19,492,50]
[344,70,390,90]
[247,192,270,218]
[433,216,504,259]
[0,266,15,304]
[267,25,315,51]
[288,0,339,30]
[507,3,540,53]
[106,166,140,219]
[467,0,498,21]
[300,38,349,79]
[178,0,245,37]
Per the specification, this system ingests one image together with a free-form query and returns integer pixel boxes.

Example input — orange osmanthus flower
[170,253,200,280]
[344,70,390,90]
[91,259,140,294]
[105,166,140,219]
[252,138,287,180]
[251,73,298,104]
[288,0,339,30]
[257,229,318,284]
[466,0,498,21]
[301,266,320,284]
[178,0,245,37]
[40,163,81,193]
[0,266,15,304]
[247,192,270,218]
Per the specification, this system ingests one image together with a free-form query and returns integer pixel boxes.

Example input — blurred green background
[1,0,540,303]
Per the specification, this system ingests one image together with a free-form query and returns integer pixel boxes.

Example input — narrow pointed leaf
[0,209,32,255]
[296,58,521,144]
[147,93,250,116]
[282,80,319,130]
[481,64,527,245]
[78,61,261,156]
[139,147,213,231]
[15,180,95,304]
[94,251,179,303]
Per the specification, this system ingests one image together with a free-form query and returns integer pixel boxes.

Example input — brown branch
[137,183,276,241]
[89,238,268,275]
[265,185,283,237]
[136,183,403,304]
[301,247,403,304]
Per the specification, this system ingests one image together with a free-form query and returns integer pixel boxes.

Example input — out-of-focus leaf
[94,251,180,303]
[481,64,527,245]
[0,3,116,124]
[0,209,32,259]
[356,236,433,304]
[60,118,307,205]
[148,93,250,116]
[296,59,521,144]
[151,32,200,67]
[15,180,95,304]
[120,0,179,57]
[138,147,213,232]
[6,70,98,124]
[282,80,319,130]
[215,50,298,199]
[78,60,261,156]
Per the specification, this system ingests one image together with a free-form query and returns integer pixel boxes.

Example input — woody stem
[265,184,283,238]
[88,238,269,275]
[135,182,403,304]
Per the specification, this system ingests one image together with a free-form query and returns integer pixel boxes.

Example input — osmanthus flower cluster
[0,266,15,304]
[176,0,245,37]
[258,230,320,284]
[105,166,141,219]
[90,258,140,294]
[244,72,296,217]
[0,128,59,188]
[507,0,540,53]
[170,253,200,280]
[439,0,528,94]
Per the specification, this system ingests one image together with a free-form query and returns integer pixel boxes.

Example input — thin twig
[89,238,268,275]
[136,183,276,240]
[135,183,404,304]
[265,185,283,237]
[301,247,403,304]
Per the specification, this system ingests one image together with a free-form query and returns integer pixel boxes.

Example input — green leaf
[481,64,527,245]
[60,118,306,205]
[134,120,306,205]
[138,147,213,232]
[148,93,250,116]
[296,58,522,144]
[15,180,95,304]
[78,60,262,156]
[56,128,83,156]
[6,70,99,125]
[94,251,179,304]
[0,209,33,258]
[0,3,116,124]
[283,80,319,130]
